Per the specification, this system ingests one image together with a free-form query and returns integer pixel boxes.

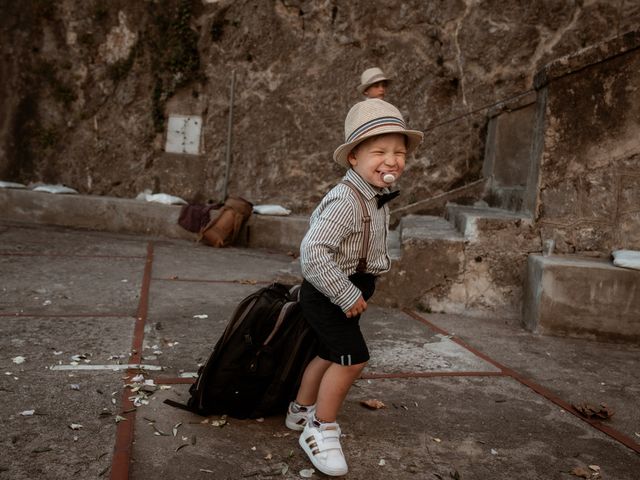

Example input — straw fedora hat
[333,99,424,167]
[358,67,390,94]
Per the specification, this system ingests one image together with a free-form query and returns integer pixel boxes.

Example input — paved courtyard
[1,221,639,479]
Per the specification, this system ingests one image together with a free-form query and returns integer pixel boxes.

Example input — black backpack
[165,283,317,419]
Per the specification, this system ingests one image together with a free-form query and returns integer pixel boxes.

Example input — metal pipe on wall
[222,70,236,202]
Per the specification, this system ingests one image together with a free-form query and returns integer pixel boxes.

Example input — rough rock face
[533,31,640,254]
[1,0,639,212]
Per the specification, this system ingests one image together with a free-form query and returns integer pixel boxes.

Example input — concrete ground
[1,220,639,480]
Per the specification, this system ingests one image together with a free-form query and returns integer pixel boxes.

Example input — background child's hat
[358,67,390,94]
[333,99,424,167]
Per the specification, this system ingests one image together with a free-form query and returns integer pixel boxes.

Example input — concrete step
[377,208,541,317]
[375,215,465,309]
[523,254,640,342]
[445,203,531,239]
[400,214,464,242]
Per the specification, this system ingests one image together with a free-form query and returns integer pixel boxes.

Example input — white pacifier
[382,173,396,184]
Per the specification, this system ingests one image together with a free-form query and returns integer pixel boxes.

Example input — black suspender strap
[341,180,371,273]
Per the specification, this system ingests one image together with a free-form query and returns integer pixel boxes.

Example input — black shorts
[300,272,376,366]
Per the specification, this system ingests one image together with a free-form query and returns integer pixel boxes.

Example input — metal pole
[222,70,236,202]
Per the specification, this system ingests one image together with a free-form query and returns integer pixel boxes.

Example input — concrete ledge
[523,254,640,342]
[0,188,194,240]
[0,189,310,253]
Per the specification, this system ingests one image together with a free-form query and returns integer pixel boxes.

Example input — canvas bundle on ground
[164,282,317,419]
[198,196,253,247]
[178,202,222,233]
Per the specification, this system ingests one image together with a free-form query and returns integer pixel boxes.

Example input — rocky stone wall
[533,30,640,255]
[1,0,640,212]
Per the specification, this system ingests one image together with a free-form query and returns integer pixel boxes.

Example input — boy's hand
[346,296,367,318]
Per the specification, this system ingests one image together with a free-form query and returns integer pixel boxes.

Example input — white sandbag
[0,180,27,189]
[136,190,187,205]
[612,250,640,270]
[253,204,291,216]
[32,184,78,194]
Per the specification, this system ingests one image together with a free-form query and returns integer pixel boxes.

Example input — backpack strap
[289,284,301,301]
[341,180,370,273]
[262,300,297,346]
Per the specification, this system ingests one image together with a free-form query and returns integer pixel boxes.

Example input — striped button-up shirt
[300,168,392,312]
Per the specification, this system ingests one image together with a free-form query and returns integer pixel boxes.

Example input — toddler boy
[286,98,423,476]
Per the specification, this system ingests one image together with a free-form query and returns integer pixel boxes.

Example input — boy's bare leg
[315,362,366,423]
[295,356,332,406]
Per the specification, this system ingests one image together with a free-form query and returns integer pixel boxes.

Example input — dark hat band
[346,116,406,143]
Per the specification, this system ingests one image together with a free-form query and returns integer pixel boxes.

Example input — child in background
[358,67,390,99]
[286,98,423,476]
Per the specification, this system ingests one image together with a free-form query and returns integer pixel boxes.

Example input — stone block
[450,208,539,316]
[523,254,640,342]
[374,216,465,309]
[241,214,309,253]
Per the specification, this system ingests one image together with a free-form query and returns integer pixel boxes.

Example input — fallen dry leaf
[573,403,614,419]
[570,466,591,478]
[360,399,386,410]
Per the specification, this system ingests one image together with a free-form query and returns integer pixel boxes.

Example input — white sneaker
[299,421,348,476]
[285,402,316,431]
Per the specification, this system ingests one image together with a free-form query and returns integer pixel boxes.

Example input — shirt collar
[344,169,388,200]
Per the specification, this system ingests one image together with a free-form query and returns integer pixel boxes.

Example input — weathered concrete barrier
[523,254,640,342]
